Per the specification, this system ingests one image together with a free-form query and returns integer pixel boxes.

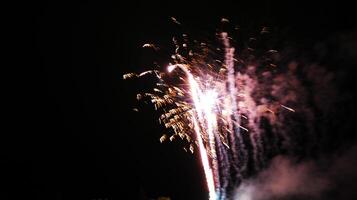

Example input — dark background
[4,1,356,200]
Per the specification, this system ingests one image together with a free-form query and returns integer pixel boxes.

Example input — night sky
[4,1,357,200]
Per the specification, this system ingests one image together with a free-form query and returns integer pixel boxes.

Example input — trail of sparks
[168,64,219,199]
[193,117,216,200]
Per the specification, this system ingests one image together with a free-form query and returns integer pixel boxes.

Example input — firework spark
[124,20,300,199]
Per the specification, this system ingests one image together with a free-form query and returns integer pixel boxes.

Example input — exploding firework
[124,18,311,200]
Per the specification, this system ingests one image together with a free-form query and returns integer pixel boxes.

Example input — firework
[124,19,298,200]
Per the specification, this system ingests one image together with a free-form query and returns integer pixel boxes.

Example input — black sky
[4,1,357,200]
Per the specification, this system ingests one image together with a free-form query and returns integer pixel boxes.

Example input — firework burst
[124,19,298,200]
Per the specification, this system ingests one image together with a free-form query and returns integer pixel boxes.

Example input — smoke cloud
[233,145,357,200]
